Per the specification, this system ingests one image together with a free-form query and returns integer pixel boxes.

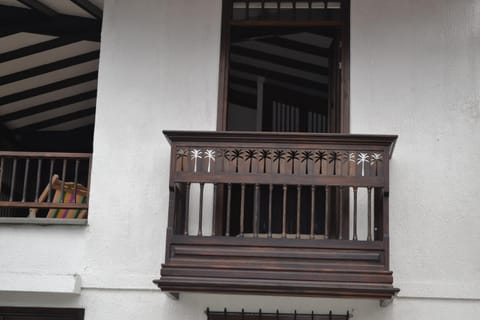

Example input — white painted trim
[0,273,81,294]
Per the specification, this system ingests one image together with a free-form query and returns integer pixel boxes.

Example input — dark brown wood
[217,0,233,130]
[184,183,191,235]
[22,158,29,202]
[0,151,92,215]
[0,201,88,209]
[157,131,398,299]
[353,186,358,240]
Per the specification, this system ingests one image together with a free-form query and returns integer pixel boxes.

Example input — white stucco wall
[1,0,479,319]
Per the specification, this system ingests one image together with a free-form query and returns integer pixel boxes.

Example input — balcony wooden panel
[154,131,399,299]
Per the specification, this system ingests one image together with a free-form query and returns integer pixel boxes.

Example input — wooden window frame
[216,0,350,134]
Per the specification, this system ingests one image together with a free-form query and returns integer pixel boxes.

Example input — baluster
[184,183,190,235]
[73,159,80,202]
[310,185,315,239]
[282,184,287,238]
[48,159,54,202]
[9,158,17,201]
[198,182,204,236]
[268,184,273,238]
[325,186,330,239]
[35,159,42,202]
[353,187,358,240]
[296,185,301,238]
[212,183,217,236]
[226,183,232,236]
[339,186,343,240]
[276,310,279,320]
[367,186,372,241]
[240,183,245,237]
[0,158,3,195]
[328,310,332,320]
[21,158,30,202]
[253,184,260,237]
[59,159,67,203]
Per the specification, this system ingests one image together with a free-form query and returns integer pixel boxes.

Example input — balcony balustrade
[155,131,399,299]
[0,151,91,222]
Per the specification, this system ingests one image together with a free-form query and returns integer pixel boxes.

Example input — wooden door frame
[216,0,350,134]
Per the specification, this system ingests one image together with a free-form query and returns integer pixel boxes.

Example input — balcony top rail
[164,131,397,188]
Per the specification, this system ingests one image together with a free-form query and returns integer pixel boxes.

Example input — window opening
[0,2,102,219]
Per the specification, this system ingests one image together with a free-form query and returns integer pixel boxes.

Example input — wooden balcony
[154,131,399,299]
[0,151,91,222]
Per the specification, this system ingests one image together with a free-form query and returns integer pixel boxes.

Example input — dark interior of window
[0,3,102,218]
[219,0,348,238]
[0,307,84,320]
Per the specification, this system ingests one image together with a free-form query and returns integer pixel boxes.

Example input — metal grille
[207,309,351,320]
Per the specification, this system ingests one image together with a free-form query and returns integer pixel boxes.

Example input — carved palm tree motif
[259,149,271,173]
[273,150,286,174]
[315,151,327,174]
[301,151,313,174]
[370,153,383,176]
[176,148,188,171]
[329,151,342,175]
[245,149,257,173]
[205,149,216,173]
[231,149,244,173]
[357,153,370,176]
[222,149,232,161]
[287,150,300,174]
[348,152,356,176]
[190,149,202,173]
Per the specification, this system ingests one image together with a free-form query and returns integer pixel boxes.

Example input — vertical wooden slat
[296,185,301,238]
[9,158,17,201]
[59,159,67,203]
[226,183,232,236]
[34,159,42,202]
[73,159,80,202]
[338,186,343,240]
[268,184,273,238]
[325,185,330,239]
[253,183,260,237]
[367,186,372,241]
[184,183,191,235]
[353,186,358,240]
[310,185,315,239]
[21,158,30,202]
[240,183,245,237]
[198,182,205,236]
[212,183,218,236]
[282,184,287,238]
[47,159,54,202]
[0,158,3,195]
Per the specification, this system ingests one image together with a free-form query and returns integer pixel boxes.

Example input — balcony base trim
[0,218,87,226]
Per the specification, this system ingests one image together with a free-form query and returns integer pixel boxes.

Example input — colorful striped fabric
[30,174,89,219]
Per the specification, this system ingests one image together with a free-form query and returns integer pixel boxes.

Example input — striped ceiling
[0,0,103,134]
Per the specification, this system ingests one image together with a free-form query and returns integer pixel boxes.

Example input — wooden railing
[156,131,399,299]
[0,151,91,219]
